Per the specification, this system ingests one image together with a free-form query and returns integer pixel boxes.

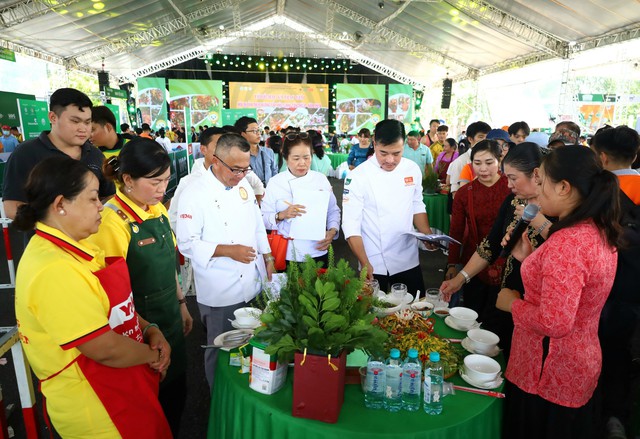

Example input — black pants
[503,380,599,439]
[159,372,187,438]
[373,264,425,297]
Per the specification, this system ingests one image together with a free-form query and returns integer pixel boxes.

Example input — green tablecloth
[326,153,349,170]
[423,193,450,235]
[208,318,504,439]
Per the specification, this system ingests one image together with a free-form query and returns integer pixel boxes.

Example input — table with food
[207,278,506,439]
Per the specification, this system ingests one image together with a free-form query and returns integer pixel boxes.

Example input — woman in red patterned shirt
[497,146,621,439]
[445,140,510,316]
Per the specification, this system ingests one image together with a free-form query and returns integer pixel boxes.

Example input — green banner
[105,103,121,133]
[105,87,127,100]
[167,151,178,194]
[0,91,35,128]
[221,108,258,126]
[0,48,15,62]
[136,77,168,130]
[335,84,385,134]
[388,84,413,129]
[17,98,49,140]
[168,79,223,129]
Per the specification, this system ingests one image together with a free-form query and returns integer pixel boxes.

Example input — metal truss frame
[70,0,238,66]
[446,0,567,57]
[0,0,78,28]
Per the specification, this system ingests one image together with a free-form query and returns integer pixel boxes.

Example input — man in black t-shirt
[2,88,115,219]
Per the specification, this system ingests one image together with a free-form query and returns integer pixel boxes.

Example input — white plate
[230,319,261,330]
[461,338,500,357]
[459,370,504,390]
[445,316,480,331]
[211,329,253,350]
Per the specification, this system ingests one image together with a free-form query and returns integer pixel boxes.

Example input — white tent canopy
[1,0,639,90]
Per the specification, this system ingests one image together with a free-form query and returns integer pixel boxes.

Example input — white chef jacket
[262,169,341,261]
[446,149,471,193]
[342,156,426,276]
[175,168,271,307]
[169,158,265,232]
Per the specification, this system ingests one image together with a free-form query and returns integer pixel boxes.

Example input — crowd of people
[3,86,640,439]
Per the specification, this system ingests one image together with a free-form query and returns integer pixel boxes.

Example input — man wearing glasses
[175,133,275,389]
[235,116,278,186]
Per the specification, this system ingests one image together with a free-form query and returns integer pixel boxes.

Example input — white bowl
[464,354,501,383]
[410,300,434,318]
[467,329,500,354]
[234,307,262,326]
[449,307,478,329]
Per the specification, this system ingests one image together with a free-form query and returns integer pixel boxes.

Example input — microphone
[499,204,540,258]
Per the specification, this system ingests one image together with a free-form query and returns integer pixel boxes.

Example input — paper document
[288,189,330,240]
[404,231,461,245]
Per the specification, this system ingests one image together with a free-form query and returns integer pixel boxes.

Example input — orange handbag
[267,230,291,271]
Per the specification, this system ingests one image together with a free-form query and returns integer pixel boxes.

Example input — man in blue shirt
[0,125,19,153]
[235,116,277,188]
[403,130,433,178]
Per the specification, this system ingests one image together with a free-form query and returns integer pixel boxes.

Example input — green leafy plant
[254,247,388,362]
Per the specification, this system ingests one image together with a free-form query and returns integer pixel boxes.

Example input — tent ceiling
[1,0,639,89]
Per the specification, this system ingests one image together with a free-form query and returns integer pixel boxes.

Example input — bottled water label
[423,379,432,403]
[366,362,385,392]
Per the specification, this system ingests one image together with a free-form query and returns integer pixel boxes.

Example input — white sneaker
[606,417,627,439]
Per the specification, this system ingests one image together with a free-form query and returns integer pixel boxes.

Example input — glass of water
[391,283,407,299]
[426,288,441,304]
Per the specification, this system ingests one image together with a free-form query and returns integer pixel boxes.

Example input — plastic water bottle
[364,355,386,409]
[384,348,403,412]
[424,351,443,415]
[402,348,422,411]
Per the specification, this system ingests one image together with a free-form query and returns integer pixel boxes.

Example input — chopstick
[452,385,505,398]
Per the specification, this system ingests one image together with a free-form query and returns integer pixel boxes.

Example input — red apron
[36,230,172,439]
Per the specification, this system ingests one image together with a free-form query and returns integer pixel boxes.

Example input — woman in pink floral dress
[497,146,621,439]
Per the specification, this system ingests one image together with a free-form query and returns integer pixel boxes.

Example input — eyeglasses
[214,154,252,175]
[284,132,310,141]
[244,129,261,134]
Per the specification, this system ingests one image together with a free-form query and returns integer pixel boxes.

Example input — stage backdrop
[335,84,385,134]
[168,79,223,129]
[388,84,413,129]
[229,82,328,130]
[137,77,168,130]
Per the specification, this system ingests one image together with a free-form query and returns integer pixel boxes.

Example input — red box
[292,351,347,423]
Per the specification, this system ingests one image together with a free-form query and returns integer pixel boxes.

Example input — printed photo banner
[136,77,168,130]
[229,82,328,130]
[335,84,385,134]
[388,84,413,129]
[168,79,223,129]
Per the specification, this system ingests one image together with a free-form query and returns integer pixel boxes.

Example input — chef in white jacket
[262,132,340,266]
[168,126,265,232]
[342,119,434,295]
[176,133,274,389]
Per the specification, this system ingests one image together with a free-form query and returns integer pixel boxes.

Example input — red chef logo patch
[404,176,414,186]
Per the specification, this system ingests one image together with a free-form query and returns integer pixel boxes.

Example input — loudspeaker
[98,71,110,91]
[441,78,452,109]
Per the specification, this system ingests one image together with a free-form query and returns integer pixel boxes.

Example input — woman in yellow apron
[89,138,192,437]
[14,156,172,439]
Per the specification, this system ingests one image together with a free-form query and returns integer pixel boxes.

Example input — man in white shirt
[342,119,434,295]
[168,127,265,231]
[176,133,274,389]
[446,121,491,196]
